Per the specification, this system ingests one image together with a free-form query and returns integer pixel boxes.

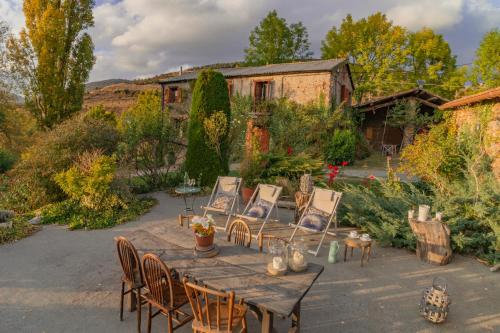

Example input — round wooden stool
[344,238,372,267]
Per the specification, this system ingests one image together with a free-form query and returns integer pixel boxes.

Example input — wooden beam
[414,97,439,109]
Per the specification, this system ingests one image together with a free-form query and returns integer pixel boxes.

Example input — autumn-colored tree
[8,0,95,129]
[472,28,500,89]
[245,10,312,66]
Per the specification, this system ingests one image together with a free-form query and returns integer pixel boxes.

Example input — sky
[1,0,499,82]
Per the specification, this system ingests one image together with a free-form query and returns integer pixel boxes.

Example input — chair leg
[120,281,125,321]
[136,288,141,333]
[167,312,173,333]
[147,303,152,333]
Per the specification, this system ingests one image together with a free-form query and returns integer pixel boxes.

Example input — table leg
[290,302,301,333]
[261,309,274,333]
[344,244,348,262]
[367,246,372,262]
[350,247,354,258]
[360,247,365,267]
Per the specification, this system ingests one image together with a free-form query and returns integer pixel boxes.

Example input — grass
[349,153,400,169]
[0,215,38,245]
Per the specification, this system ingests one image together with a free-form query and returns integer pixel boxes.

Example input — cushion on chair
[300,213,326,231]
[211,194,233,210]
[246,200,272,218]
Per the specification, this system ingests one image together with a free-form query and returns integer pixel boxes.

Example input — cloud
[386,0,465,30]
[1,0,499,81]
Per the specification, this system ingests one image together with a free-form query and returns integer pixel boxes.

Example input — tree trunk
[409,218,452,265]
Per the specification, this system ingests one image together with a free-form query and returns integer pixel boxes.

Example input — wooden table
[343,238,372,267]
[125,224,324,333]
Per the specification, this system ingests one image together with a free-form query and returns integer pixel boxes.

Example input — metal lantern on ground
[266,238,287,276]
[288,238,308,272]
[420,277,451,324]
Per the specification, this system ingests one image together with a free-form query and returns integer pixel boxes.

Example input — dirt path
[1,192,498,332]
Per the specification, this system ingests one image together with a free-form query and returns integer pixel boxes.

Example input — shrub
[1,114,120,212]
[118,90,180,190]
[229,95,251,161]
[325,129,356,165]
[129,172,183,194]
[0,215,37,244]
[0,149,16,173]
[85,104,117,126]
[54,151,127,212]
[185,69,231,186]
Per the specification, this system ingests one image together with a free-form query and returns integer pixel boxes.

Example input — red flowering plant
[326,161,349,186]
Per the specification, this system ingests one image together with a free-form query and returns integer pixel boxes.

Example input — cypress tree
[185,69,231,186]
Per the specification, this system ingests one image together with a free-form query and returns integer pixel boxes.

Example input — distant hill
[85,79,132,92]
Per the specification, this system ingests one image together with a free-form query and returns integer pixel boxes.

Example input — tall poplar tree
[472,28,500,88]
[8,0,95,129]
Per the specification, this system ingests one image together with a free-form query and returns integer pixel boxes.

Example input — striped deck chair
[201,176,242,231]
[289,187,342,256]
[233,184,282,238]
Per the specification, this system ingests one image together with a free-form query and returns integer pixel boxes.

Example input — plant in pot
[240,156,262,203]
[191,215,216,248]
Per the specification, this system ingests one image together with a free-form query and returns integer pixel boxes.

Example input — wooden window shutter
[176,88,182,103]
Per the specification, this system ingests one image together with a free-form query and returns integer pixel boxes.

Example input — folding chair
[201,176,242,231]
[233,184,282,238]
[289,187,342,256]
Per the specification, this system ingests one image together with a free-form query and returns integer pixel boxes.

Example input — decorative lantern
[420,277,451,324]
[288,238,308,272]
[266,238,287,276]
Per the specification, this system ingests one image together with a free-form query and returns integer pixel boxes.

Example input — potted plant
[239,156,262,203]
[191,215,216,248]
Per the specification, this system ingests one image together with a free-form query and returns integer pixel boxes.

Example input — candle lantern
[289,238,308,272]
[266,238,288,276]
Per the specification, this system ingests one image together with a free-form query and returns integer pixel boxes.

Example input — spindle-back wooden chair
[227,219,252,248]
[182,277,247,333]
[116,236,146,333]
[141,253,193,333]
[257,233,290,253]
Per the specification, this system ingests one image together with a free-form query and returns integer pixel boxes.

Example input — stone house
[158,59,354,118]
[354,88,448,151]
[440,87,500,180]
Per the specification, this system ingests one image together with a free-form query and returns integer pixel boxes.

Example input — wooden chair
[227,219,252,248]
[141,253,193,333]
[116,236,146,333]
[182,277,247,333]
[257,233,289,253]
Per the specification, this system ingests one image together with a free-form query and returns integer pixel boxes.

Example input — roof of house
[440,86,500,109]
[159,58,349,84]
[354,88,448,112]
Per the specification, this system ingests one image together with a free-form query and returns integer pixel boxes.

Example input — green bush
[185,69,231,186]
[119,90,180,189]
[0,215,37,244]
[40,197,157,230]
[325,129,356,165]
[0,149,16,173]
[85,104,117,126]
[1,115,120,212]
[261,153,324,180]
[129,172,183,194]
[229,95,251,162]
[54,151,128,212]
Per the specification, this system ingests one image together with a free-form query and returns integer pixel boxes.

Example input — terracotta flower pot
[241,187,255,204]
[195,233,214,248]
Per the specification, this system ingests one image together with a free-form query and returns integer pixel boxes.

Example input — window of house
[254,81,274,103]
[167,86,181,103]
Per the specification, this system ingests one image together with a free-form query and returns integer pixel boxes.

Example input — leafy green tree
[185,70,231,185]
[245,10,312,66]
[472,28,500,88]
[321,13,408,101]
[118,90,178,189]
[8,0,95,129]
[407,28,459,97]
[322,13,460,101]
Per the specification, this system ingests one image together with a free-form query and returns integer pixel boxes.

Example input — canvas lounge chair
[233,184,282,238]
[201,176,242,231]
[289,187,342,256]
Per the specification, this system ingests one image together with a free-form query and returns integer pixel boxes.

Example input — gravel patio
[1,192,498,333]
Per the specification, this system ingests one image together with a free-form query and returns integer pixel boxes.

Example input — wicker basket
[420,277,451,324]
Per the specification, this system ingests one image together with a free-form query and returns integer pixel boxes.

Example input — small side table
[344,238,372,267]
[174,185,201,227]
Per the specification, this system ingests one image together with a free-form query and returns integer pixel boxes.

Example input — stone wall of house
[452,101,500,180]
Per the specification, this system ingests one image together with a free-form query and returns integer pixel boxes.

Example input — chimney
[180,66,183,76]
